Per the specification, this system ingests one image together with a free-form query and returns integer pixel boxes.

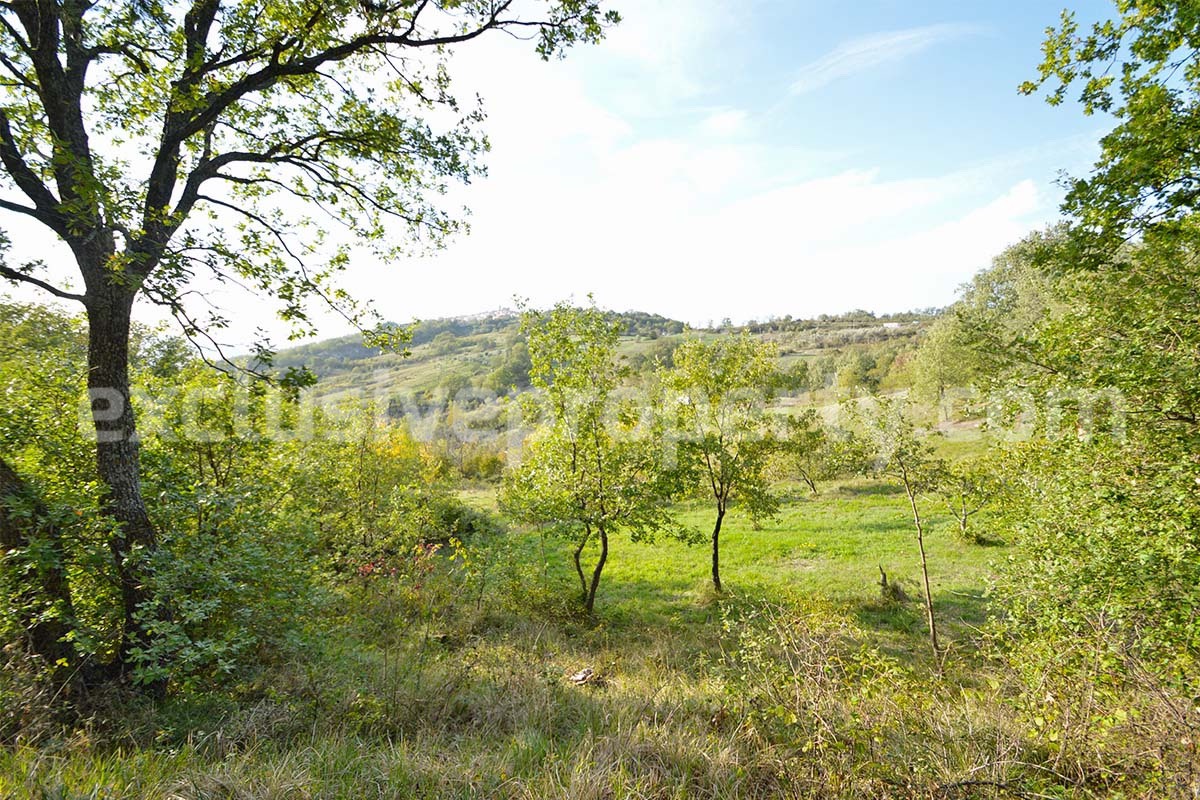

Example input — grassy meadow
[10,308,1178,799]
[494,479,998,646]
[2,472,1040,800]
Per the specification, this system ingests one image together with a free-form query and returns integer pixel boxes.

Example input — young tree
[935,458,997,545]
[856,395,946,665]
[911,316,978,421]
[500,303,674,614]
[663,335,781,593]
[0,1,615,676]
[778,410,870,496]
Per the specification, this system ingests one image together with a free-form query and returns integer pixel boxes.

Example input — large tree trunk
[0,457,77,679]
[711,507,725,593]
[85,288,159,678]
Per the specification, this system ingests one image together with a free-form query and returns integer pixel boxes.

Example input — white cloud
[205,13,1051,342]
[344,148,1048,330]
[1,4,1063,352]
[592,0,739,103]
[790,23,978,95]
[699,109,750,138]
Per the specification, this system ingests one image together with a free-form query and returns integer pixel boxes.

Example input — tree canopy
[663,334,783,593]
[0,0,616,344]
[500,302,676,613]
[1023,1,1200,263]
[0,0,617,683]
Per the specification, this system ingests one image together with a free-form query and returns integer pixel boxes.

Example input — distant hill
[272,307,933,401]
[271,310,521,381]
[272,309,689,398]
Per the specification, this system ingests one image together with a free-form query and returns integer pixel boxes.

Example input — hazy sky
[4,0,1114,347]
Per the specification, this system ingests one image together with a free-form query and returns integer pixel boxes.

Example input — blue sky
[340,0,1113,332]
[4,0,1117,344]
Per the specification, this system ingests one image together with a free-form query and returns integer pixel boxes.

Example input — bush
[426,495,503,544]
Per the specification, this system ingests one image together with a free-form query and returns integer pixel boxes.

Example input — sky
[4,0,1115,347]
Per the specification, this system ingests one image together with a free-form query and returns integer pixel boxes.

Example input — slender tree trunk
[573,526,591,600]
[0,457,78,679]
[584,527,607,614]
[85,287,160,679]
[711,506,725,593]
[905,487,941,667]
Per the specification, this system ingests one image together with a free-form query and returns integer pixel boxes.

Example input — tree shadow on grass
[831,481,904,498]
[521,562,996,680]
[846,594,990,667]
[852,599,926,650]
[933,587,991,631]
[967,535,1008,548]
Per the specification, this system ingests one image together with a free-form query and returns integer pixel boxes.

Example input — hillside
[274,307,934,401]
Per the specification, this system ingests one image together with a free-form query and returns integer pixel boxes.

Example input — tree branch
[142,282,271,381]
[8,0,97,223]
[162,0,518,159]
[0,110,67,237]
[0,263,84,302]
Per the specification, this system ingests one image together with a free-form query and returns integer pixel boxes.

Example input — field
[3,477,1019,800]
[473,478,997,647]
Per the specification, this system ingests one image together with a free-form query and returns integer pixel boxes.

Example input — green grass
[9,477,1182,800]
[501,477,999,661]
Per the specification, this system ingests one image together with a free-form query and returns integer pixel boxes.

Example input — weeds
[2,494,1197,798]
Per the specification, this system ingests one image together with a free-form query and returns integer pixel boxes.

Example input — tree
[935,458,997,545]
[835,350,878,394]
[855,395,945,666]
[484,335,533,394]
[911,316,978,421]
[430,331,460,357]
[0,300,97,683]
[1022,1,1200,265]
[663,335,782,593]
[779,410,868,496]
[129,365,327,689]
[960,221,1200,684]
[950,229,1065,389]
[0,0,615,677]
[0,456,77,682]
[972,0,1200,675]
[500,303,674,614]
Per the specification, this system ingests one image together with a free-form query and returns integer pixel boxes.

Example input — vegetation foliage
[1,0,1199,797]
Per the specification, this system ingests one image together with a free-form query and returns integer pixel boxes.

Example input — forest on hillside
[1,1,1199,798]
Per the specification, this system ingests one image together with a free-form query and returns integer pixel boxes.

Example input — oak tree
[0,0,615,676]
